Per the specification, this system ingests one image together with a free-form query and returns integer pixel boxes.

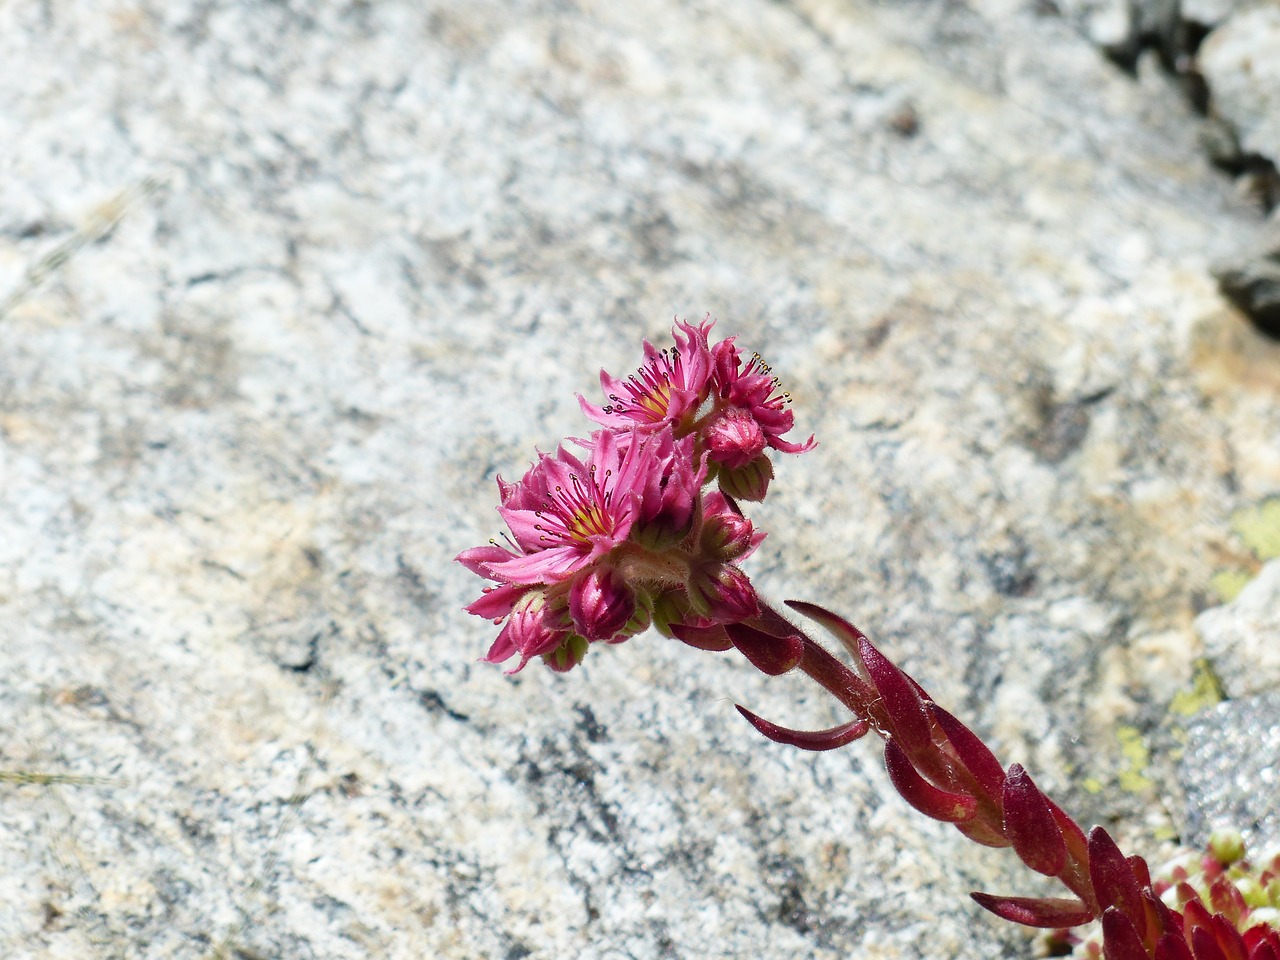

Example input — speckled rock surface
[1197,559,1280,698]
[1,2,1277,959]
[1179,691,1280,852]
[1200,4,1280,166]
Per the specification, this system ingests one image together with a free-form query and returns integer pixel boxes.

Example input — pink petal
[488,545,586,582]
[465,582,527,619]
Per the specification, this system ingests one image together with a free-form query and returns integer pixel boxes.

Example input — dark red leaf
[1154,933,1194,960]
[1248,940,1280,960]
[734,705,870,751]
[1244,923,1280,959]
[668,621,733,650]
[956,814,1014,848]
[1192,925,1230,960]
[883,739,977,823]
[784,600,868,659]
[929,703,1007,800]
[1184,897,1213,937]
[725,622,804,675]
[1103,907,1149,960]
[1209,914,1249,960]
[1179,883,1206,911]
[1090,826,1147,939]
[1143,888,1180,942]
[969,892,1094,928]
[1003,764,1067,877]
[1129,855,1153,890]
[859,637,932,754]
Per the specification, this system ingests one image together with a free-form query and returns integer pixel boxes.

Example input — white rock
[1200,6,1280,164]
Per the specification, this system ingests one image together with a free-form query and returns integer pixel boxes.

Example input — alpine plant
[457,316,1279,959]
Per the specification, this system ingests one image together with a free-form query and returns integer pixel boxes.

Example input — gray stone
[1197,559,1280,698]
[1181,0,1240,28]
[1200,5,1280,166]
[1215,233,1280,337]
[1178,692,1280,851]
[0,1,1275,959]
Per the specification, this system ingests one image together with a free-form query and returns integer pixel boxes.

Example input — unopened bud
[1209,828,1246,867]
[687,562,760,623]
[543,633,589,672]
[569,567,636,641]
[700,491,762,561]
[650,589,693,639]
[717,455,773,502]
[705,408,767,469]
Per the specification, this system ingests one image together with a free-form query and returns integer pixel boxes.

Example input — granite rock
[0,2,1277,959]
[1196,559,1280,698]
[1199,4,1280,166]
[1178,691,1280,853]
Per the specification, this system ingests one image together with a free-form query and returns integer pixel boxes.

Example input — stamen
[603,348,684,423]
[744,351,793,407]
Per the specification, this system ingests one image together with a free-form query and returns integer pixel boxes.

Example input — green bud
[1209,827,1246,866]
[543,633,589,672]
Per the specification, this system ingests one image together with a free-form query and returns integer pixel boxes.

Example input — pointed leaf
[956,814,1014,848]
[1184,897,1213,936]
[725,622,804,675]
[1128,855,1153,890]
[1090,826,1147,938]
[1047,797,1093,904]
[1192,926,1230,960]
[1143,888,1180,943]
[1178,882,1205,911]
[1244,925,1280,958]
[1103,907,1150,960]
[884,739,977,823]
[1210,875,1247,927]
[785,599,868,659]
[735,705,870,751]
[1003,764,1067,877]
[1248,942,1280,960]
[1154,933,1194,960]
[969,892,1094,928]
[859,637,932,754]
[929,703,1007,800]
[1209,914,1249,960]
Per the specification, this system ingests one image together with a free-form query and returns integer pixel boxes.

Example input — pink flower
[459,427,702,672]
[709,339,816,463]
[486,429,650,584]
[632,429,705,541]
[579,318,714,433]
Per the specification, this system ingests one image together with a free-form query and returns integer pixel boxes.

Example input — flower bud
[650,588,693,639]
[717,454,773,502]
[705,407,767,469]
[699,491,763,561]
[543,633,589,672]
[687,562,760,623]
[483,589,570,673]
[569,567,636,641]
[1209,828,1246,867]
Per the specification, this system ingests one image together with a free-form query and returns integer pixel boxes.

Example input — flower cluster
[457,317,813,672]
